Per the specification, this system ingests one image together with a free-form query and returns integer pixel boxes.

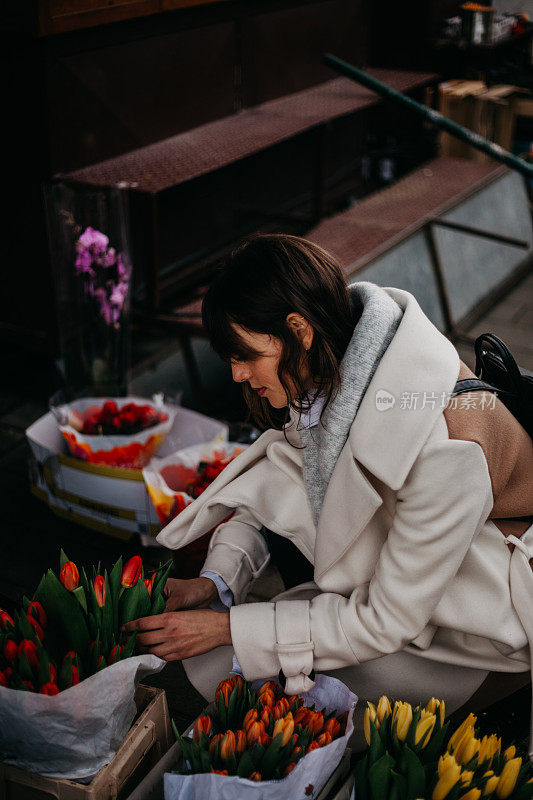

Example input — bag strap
[474,332,523,392]
[452,378,499,397]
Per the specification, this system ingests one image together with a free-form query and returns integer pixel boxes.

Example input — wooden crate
[0,685,173,800]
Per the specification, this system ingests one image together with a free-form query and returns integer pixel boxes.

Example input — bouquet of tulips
[0,551,172,695]
[354,696,533,800]
[164,673,357,800]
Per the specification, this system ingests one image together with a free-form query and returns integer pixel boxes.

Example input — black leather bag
[452,333,533,439]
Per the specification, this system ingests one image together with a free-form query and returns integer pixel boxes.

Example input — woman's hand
[122,609,232,661]
[163,576,219,612]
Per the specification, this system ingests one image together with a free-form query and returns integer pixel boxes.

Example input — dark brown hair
[202,233,356,430]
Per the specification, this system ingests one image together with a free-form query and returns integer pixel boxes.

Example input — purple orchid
[75,226,130,328]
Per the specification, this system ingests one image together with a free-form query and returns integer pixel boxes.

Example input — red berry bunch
[81,401,168,436]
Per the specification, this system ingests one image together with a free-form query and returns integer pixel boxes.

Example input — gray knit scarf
[298,282,403,525]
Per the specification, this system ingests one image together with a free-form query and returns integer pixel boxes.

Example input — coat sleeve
[201,506,271,605]
[230,435,494,691]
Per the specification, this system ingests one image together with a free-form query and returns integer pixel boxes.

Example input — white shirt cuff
[201,571,234,611]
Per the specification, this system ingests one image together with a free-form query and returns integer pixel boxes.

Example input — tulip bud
[23,680,35,692]
[432,761,462,800]
[323,717,342,740]
[454,729,479,766]
[49,663,57,683]
[27,616,44,642]
[259,688,275,708]
[28,602,47,628]
[60,561,79,591]
[414,710,437,749]
[211,769,229,775]
[284,695,300,710]
[143,579,152,596]
[94,575,105,607]
[209,733,224,759]
[259,732,272,747]
[260,706,272,728]
[292,745,303,759]
[96,655,106,671]
[235,730,246,756]
[438,753,457,778]
[121,556,142,588]
[0,609,15,631]
[315,732,333,747]
[364,703,378,746]
[483,776,499,796]
[377,695,392,725]
[40,682,59,696]
[258,680,278,696]
[496,757,522,799]
[273,713,295,746]
[243,709,259,732]
[461,770,475,786]
[294,706,311,728]
[62,650,77,666]
[458,790,481,800]
[0,671,7,687]
[219,730,236,762]
[246,721,265,745]
[107,644,124,665]
[249,772,262,782]
[306,741,320,754]
[503,746,516,761]
[273,698,290,720]
[393,702,413,742]
[478,735,501,766]
[284,763,297,777]
[4,639,17,665]
[448,714,477,754]
[306,711,324,737]
[215,678,234,707]
[18,640,39,671]
[192,715,212,744]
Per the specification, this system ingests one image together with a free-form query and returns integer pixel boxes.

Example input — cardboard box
[0,685,173,800]
[26,406,227,543]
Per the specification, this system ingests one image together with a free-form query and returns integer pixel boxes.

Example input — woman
[125,234,533,748]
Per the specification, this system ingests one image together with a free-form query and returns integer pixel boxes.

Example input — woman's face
[230,322,311,408]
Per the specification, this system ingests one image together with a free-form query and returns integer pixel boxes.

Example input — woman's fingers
[122,613,167,634]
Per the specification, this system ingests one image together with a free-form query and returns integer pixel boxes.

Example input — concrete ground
[0,268,531,740]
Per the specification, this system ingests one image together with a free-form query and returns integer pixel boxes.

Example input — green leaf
[406,707,421,751]
[59,653,73,690]
[390,769,408,800]
[422,721,449,764]
[369,719,386,766]
[59,549,69,571]
[237,749,256,779]
[121,631,137,660]
[368,752,395,800]
[151,558,173,601]
[22,596,31,612]
[72,586,87,614]
[109,556,122,636]
[353,755,369,800]
[37,649,51,687]
[403,746,426,800]
[150,594,165,616]
[37,570,90,656]
[101,571,114,653]
[17,651,34,683]
[260,732,285,779]
[119,579,151,626]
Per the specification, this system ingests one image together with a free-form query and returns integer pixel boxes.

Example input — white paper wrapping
[0,654,165,780]
[164,674,357,800]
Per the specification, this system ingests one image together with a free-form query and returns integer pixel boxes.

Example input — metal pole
[323,53,533,180]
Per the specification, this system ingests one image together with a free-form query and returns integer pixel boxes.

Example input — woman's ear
[286,312,314,351]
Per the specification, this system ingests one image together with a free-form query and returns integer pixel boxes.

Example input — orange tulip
[249,772,262,782]
[323,717,342,739]
[216,678,235,707]
[60,561,79,591]
[94,575,105,607]
[284,763,297,777]
[260,705,272,728]
[235,730,246,756]
[209,733,224,759]
[336,711,348,733]
[292,745,303,759]
[315,732,333,747]
[259,732,272,747]
[211,769,229,775]
[4,639,17,665]
[259,688,276,708]
[306,741,320,754]
[143,579,152,596]
[220,730,236,761]
[294,706,311,727]
[273,713,295,746]
[18,640,39,671]
[192,715,212,744]
[0,610,14,630]
[121,556,142,588]
[40,682,59,695]
[307,711,324,737]
[28,601,47,628]
[27,616,44,642]
[244,709,259,732]
[258,680,278,696]
[273,698,290,720]
[246,721,265,745]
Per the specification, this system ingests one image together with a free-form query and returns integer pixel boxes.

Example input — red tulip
[18,640,39,671]
[0,609,15,631]
[107,644,123,665]
[306,711,324,737]
[216,678,235,707]
[258,680,278,696]
[306,741,320,754]
[0,671,7,687]
[49,663,57,683]
[143,578,153,596]
[40,683,59,696]
[60,561,79,591]
[23,680,35,692]
[62,651,77,666]
[4,667,13,682]
[192,715,212,744]
[96,655,106,671]
[235,730,246,756]
[4,640,17,665]
[209,733,224,759]
[219,730,236,761]
[284,763,297,777]
[27,616,44,642]
[94,575,105,607]
[249,772,262,782]
[315,732,333,747]
[28,602,47,628]
[121,556,142,588]
[323,718,342,739]
[211,769,228,775]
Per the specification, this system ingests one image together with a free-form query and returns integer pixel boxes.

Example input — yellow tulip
[458,790,481,800]
[364,703,377,746]
[415,711,437,748]
[461,771,475,786]
[393,702,413,742]
[503,745,516,761]
[448,714,477,754]
[483,771,495,778]
[483,775,500,796]
[426,697,438,714]
[454,729,480,766]
[496,757,522,799]
[478,736,501,766]
[439,753,458,778]
[376,695,392,725]
[433,762,462,800]
[426,698,446,727]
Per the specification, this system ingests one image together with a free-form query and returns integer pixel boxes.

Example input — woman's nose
[231,362,251,383]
